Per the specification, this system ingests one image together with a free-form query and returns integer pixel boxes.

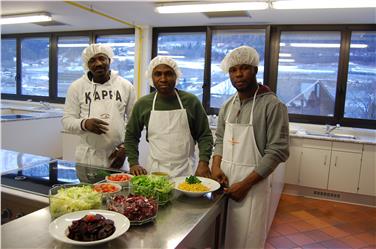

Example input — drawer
[332,141,363,153]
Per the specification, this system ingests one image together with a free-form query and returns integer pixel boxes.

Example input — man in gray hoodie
[211,46,289,249]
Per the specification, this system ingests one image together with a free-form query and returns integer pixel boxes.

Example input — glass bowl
[130,175,175,206]
[106,193,158,225]
[49,183,102,219]
[105,173,133,187]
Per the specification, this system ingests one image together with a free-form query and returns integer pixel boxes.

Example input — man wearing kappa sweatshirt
[62,44,136,169]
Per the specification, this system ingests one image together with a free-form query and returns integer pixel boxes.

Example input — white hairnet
[220,46,260,73]
[146,56,182,87]
[82,44,114,72]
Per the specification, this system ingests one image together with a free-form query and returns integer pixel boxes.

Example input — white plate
[173,176,221,197]
[49,210,130,246]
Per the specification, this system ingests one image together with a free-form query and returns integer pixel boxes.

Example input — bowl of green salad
[130,175,174,206]
[49,183,102,219]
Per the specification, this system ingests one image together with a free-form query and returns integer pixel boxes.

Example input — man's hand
[85,118,109,135]
[224,181,251,202]
[194,161,211,178]
[130,164,147,176]
[108,145,126,169]
[225,171,263,202]
[211,155,228,187]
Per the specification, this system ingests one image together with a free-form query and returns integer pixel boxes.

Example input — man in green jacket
[124,56,213,177]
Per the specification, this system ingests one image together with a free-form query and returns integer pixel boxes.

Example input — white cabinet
[328,151,362,193]
[358,145,376,196]
[284,138,302,185]
[286,136,375,197]
[328,142,363,193]
[299,139,332,189]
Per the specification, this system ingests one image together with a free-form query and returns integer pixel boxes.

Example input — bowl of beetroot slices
[106,193,158,225]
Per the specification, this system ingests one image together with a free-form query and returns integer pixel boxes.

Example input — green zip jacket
[125,90,213,166]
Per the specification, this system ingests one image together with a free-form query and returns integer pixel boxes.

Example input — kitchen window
[276,31,341,117]
[210,29,265,109]
[344,31,376,120]
[153,25,375,128]
[1,38,16,94]
[57,36,89,98]
[21,37,50,96]
[1,29,135,103]
[96,34,135,84]
[155,31,206,100]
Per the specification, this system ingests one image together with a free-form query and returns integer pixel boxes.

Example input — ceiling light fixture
[155,2,269,14]
[1,12,52,25]
[272,0,376,9]
[280,43,368,48]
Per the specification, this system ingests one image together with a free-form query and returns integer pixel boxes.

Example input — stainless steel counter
[1,191,227,249]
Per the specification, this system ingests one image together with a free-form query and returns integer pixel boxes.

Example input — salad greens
[49,185,102,219]
[185,175,201,184]
[130,175,174,205]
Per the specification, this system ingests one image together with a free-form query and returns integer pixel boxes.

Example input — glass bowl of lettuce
[130,175,174,206]
[49,183,102,219]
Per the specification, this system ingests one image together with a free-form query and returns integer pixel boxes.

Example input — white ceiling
[1,1,375,34]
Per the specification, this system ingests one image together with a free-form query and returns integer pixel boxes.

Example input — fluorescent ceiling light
[280,43,368,48]
[158,51,170,55]
[97,42,135,47]
[279,58,295,62]
[279,53,292,57]
[58,44,89,48]
[156,2,269,14]
[272,0,376,9]
[1,12,52,25]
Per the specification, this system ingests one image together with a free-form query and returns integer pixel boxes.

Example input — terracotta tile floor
[266,194,376,249]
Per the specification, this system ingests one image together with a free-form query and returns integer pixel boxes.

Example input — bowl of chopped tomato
[93,183,122,196]
[106,173,133,187]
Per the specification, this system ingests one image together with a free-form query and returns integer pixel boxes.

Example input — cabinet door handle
[324,155,327,166]
[334,156,338,167]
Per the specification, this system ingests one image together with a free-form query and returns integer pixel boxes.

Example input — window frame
[2,25,375,129]
[152,25,270,115]
[1,29,135,104]
[153,24,375,129]
[268,24,375,129]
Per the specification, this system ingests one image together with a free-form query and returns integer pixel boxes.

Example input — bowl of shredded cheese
[173,176,221,197]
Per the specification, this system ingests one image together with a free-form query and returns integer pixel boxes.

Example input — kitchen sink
[305,131,356,140]
[331,133,357,139]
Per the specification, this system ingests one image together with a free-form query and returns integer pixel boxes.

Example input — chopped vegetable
[130,175,174,205]
[94,183,120,193]
[178,182,209,192]
[67,214,115,241]
[185,175,201,184]
[108,194,157,223]
[49,185,102,219]
[108,174,131,182]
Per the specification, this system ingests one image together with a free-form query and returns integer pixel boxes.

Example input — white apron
[146,91,195,177]
[222,87,271,249]
[76,84,124,167]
